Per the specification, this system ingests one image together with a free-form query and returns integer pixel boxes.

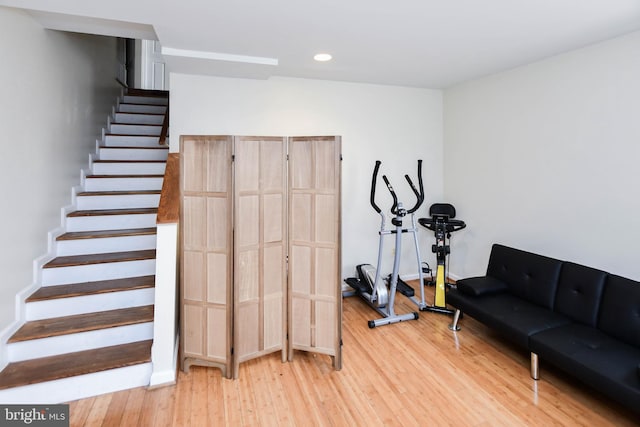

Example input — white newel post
[149,222,179,387]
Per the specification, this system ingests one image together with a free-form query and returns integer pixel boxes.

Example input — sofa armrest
[457,276,509,297]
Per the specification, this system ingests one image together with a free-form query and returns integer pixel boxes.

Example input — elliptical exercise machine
[344,160,429,327]
[418,203,466,315]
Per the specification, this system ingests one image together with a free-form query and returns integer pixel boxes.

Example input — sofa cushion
[456,276,508,297]
[530,323,640,414]
[598,275,640,348]
[486,244,563,310]
[447,290,571,348]
[554,262,607,327]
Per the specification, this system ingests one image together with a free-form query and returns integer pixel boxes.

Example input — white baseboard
[400,271,461,282]
[149,334,178,388]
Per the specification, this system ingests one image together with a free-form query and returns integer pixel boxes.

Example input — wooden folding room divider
[180,135,341,379]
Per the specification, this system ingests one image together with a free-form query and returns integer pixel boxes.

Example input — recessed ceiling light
[314,53,332,62]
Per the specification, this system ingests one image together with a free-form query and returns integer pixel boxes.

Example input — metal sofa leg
[531,352,539,380]
[448,309,462,331]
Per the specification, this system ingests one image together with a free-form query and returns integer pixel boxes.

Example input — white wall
[0,6,121,331]
[170,75,443,279]
[444,30,640,280]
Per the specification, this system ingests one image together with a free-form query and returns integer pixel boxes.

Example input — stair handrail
[159,102,169,146]
[157,153,179,224]
[125,88,169,146]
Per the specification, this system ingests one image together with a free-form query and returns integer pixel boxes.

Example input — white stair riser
[8,322,153,362]
[113,113,164,125]
[56,234,157,256]
[118,104,166,114]
[42,259,156,286]
[84,177,163,192]
[0,362,152,404]
[122,95,168,105]
[98,147,168,161]
[26,288,154,320]
[76,193,160,210]
[65,213,157,232]
[92,162,166,175]
[109,124,162,136]
[104,135,161,147]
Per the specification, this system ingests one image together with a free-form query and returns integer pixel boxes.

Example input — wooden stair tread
[85,174,164,178]
[67,207,157,217]
[119,102,169,107]
[125,88,169,97]
[56,227,157,240]
[44,249,156,268]
[113,112,164,116]
[9,306,154,343]
[92,160,166,163]
[27,275,155,302]
[0,340,152,390]
[105,133,161,137]
[77,190,160,196]
[110,122,162,126]
[119,102,167,106]
[99,145,168,150]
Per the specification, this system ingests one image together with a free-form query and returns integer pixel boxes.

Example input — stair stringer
[0,216,68,371]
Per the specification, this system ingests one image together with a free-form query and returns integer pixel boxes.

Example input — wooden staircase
[0,90,169,403]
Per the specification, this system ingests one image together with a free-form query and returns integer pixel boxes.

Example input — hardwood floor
[68,284,638,426]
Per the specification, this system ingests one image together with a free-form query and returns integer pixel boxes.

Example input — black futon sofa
[447,244,640,415]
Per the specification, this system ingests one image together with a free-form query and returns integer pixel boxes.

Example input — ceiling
[2,0,640,88]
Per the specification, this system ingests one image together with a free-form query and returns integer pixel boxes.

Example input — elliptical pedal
[396,278,415,297]
[386,275,415,297]
[345,277,368,295]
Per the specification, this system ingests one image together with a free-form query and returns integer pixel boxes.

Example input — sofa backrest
[598,274,640,348]
[486,244,563,309]
[553,262,607,326]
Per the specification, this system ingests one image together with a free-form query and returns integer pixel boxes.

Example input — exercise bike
[418,203,466,315]
[344,160,427,327]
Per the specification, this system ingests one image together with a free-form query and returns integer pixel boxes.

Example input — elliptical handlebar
[370,160,382,214]
[406,159,424,214]
[382,175,399,215]
[369,159,424,216]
